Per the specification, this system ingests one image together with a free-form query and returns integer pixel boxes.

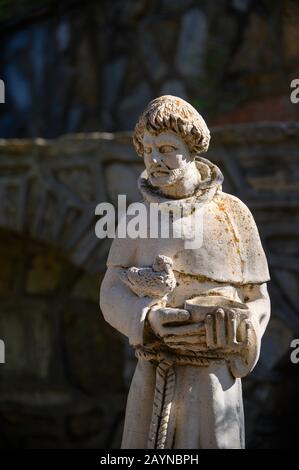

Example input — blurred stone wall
[1,0,299,138]
[0,122,298,448]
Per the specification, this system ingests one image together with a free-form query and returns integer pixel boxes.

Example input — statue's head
[133,95,210,188]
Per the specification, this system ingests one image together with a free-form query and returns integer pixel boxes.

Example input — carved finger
[160,322,205,337]
[243,319,252,346]
[159,308,190,325]
[227,311,237,346]
[215,308,226,348]
[205,314,215,349]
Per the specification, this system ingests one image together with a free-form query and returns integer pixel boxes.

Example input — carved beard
[148,165,190,188]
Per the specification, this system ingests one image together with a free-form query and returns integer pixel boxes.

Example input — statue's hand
[204,308,252,353]
[147,306,193,338]
[164,308,253,355]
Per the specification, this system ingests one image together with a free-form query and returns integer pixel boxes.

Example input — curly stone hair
[133,95,210,158]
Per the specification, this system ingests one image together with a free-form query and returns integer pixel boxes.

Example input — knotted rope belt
[135,346,223,449]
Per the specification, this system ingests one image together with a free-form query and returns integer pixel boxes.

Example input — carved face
[143,130,193,188]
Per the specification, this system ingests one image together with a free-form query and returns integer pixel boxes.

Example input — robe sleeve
[100,237,159,346]
[229,282,271,378]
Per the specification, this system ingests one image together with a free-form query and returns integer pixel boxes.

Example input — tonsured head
[133,95,210,188]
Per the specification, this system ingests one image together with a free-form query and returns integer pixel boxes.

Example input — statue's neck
[159,162,201,199]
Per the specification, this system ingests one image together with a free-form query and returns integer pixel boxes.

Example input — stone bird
[119,255,176,299]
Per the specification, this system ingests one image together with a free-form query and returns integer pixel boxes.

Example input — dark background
[0,0,298,449]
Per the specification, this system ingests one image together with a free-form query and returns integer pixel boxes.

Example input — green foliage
[190,98,208,111]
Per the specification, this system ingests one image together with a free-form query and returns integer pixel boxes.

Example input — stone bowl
[185,295,249,323]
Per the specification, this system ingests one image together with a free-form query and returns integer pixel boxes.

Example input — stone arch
[0,227,125,448]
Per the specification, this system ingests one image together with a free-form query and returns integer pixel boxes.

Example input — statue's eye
[144,147,152,155]
[159,145,177,154]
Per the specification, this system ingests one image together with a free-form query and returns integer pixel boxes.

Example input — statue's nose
[152,150,162,165]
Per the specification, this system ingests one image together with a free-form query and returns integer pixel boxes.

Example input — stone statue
[100,95,270,449]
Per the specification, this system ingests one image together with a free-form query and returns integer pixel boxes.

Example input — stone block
[105,162,143,205]
[63,306,124,393]
[0,299,52,382]
[26,252,64,294]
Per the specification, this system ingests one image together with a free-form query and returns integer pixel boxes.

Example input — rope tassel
[147,358,175,449]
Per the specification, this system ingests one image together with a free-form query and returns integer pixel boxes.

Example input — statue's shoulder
[213,190,270,283]
[212,190,256,224]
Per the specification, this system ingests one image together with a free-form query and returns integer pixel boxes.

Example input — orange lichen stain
[217,202,226,212]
